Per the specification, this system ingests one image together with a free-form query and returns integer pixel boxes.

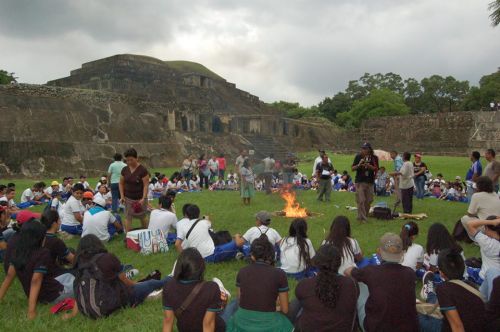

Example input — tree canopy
[0,70,16,85]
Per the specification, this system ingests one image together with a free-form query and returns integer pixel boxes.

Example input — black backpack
[74,253,129,319]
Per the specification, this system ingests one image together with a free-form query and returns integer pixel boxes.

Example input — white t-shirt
[176,218,215,258]
[0,196,15,208]
[322,238,361,274]
[468,192,500,220]
[176,181,188,189]
[61,195,85,226]
[20,188,34,203]
[279,237,316,273]
[399,161,415,189]
[148,209,177,234]
[94,192,111,201]
[401,243,424,271]
[473,231,500,279]
[80,181,90,190]
[82,208,116,241]
[243,225,282,245]
[312,156,332,176]
[425,250,468,279]
[189,181,199,190]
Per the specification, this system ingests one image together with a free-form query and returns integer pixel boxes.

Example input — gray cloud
[0,0,498,105]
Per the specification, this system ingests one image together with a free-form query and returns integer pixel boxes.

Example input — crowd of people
[0,146,499,331]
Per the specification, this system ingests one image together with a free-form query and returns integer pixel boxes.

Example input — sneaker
[125,269,139,280]
[420,271,435,301]
[235,252,244,260]
[138,270,161,283]
[212,277,231,300]
[146,289,163,300]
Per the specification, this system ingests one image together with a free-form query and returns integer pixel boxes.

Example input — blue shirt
[466,160,482,181]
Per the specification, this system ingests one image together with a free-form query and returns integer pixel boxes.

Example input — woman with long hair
[425,223,463,271]
[292,244,359,331]
[162,248,228,332]
[240,159,255,205]
[226,235,293,332]
[323,216,363,274]
[400,221,424,271]
[279,218,316,280]
[0,220,74,320]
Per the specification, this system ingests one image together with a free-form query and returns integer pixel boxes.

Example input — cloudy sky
[1,0,499,105]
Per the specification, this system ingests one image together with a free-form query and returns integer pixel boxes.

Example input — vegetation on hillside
[0,70,16,84]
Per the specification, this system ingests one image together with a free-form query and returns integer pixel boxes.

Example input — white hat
[93,196,106,207]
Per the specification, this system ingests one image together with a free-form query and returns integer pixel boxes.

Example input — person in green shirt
[107,153,126,213]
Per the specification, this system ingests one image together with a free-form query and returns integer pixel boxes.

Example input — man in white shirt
[94,184,112,206]
[148,196,177,243]
[20,183,43,204]
[397,152,415,213]
[263,154,275,194]
[79,175,90,190]
[0,188,18,214]
[175,204,241,262]
[312,150,331,177]
[44,181,61,196]
[235,150,248,171]
[61,183,86,235]
[235,211,282,256]
[82,196,122,241]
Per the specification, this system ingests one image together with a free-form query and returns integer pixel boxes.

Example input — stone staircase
[243,135,289,161]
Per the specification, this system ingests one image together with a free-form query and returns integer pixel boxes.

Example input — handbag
[138,230,154,255]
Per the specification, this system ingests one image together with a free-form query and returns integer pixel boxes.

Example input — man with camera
[351,142,379,223]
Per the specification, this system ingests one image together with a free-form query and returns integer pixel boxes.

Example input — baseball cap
[361,142,372,149]
[83,191,94,199]
[415,153,422,158]
[379,233,403,263]
[93,196,106,207]
[51,181,60,186]
[255,210,272,225]
[16,210,41,224]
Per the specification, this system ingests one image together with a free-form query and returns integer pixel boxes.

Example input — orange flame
[281,190,308,218]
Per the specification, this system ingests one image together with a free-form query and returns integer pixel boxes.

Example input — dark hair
[76,234,108,263]
[324,216,354,261]
[471,151,480,160]
[486,148,496,157]
[250,235,275,265]
[199,154,205,161]
[403,152,411,161]
[182,204,192,217]
[5,188,15,195]
[426,223,462,256]
[80,175,86,179]
[284,218,312,269]
[0,184,6,192]
[7,183,15,188]
[34,182,44,190]
[173,248,205,281]
[72,183,85,192]
[159,195,173,210]
[242,159,250,169]
[11,220,46,270]
[124,148,138,159]
[476,176,494,193]
[400,221,419,250]
[313,244,342,308]
[438,249,465,280]
[113,153,122,161]
[165,189,177,198]
[41,210,60,229]
[437,173,443,177]
[186,204,200,219]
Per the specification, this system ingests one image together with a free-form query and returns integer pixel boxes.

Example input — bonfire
[279,189,309,218]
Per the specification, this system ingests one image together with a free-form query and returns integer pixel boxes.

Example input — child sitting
[148,196,177,244]
[176,177,189,192]
[213,178,226,191]
[226,176,238,191]
[235,211,282,257]
[82,197,123,242]
[279,218,316,280]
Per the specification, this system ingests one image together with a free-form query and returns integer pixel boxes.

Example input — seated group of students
[0,188,499,331]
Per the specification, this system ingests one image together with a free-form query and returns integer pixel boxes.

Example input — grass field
[0,153,478,331]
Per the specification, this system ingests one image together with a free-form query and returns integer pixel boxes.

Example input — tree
[489,0,500,26]
[461,69,500,111]
[336,89,410,128]
[268,101,318,119]
[0,70,16,84]
[403,78,423,113]
[317,92,353,122]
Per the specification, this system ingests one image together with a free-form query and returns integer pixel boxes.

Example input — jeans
[60,224,83,235]
[130,277,171,306]
[220,299,239,323]
[317,178,332,201]
[205,241,239,263]
[111,183,120,213]
[417,291,442,332]
[414,176,426,199]
[480,267,500,301]
[285,268,318,281]
[283,172,294,185]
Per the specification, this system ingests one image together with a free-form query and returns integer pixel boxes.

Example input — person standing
[389,150,404,204]
[107,153,126,213]
[282,154,297,185]
[413,153,427,200]
[235,150,247,171]
[119,148,149,232]
[208,155,219,183]
[397,152,415,213]
[240,159,255,205]
[351,143,379,223]
[484,149,500,192]
[316,155,334,202]
[465,151,482,201]
[312,150,331,177]
[262,154,275,195]
[198,154,210,189]
[181,155,195,184]
[217,153,227,180]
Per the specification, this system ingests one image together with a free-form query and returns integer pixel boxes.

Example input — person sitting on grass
[148,195,177,244]
[0,187,19,215]
[176,176,189,192]
[94,184,112,207]
[81,196,123,242]
[289,244,359,331]
[235,211,282,257]
[0,220,75,320]
[162,248,229,332]
[225,235,293,332]
[19,182,45,208]
[279,218,316,280]
[345,233,418,332]
[419,249,486,331]
[226,176,238,191]
[322,216,363,274]
[40,210,75,269]
[175,204,242,263]
[400,222,424,272]
[60,183,85,235]
[63,234,171,320]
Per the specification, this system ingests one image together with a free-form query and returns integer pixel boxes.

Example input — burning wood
[280,190,309,218]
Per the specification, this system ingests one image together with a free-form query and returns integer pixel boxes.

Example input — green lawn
[0,154,478,331]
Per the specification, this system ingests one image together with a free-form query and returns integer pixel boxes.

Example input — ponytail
[400,221,419,251]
